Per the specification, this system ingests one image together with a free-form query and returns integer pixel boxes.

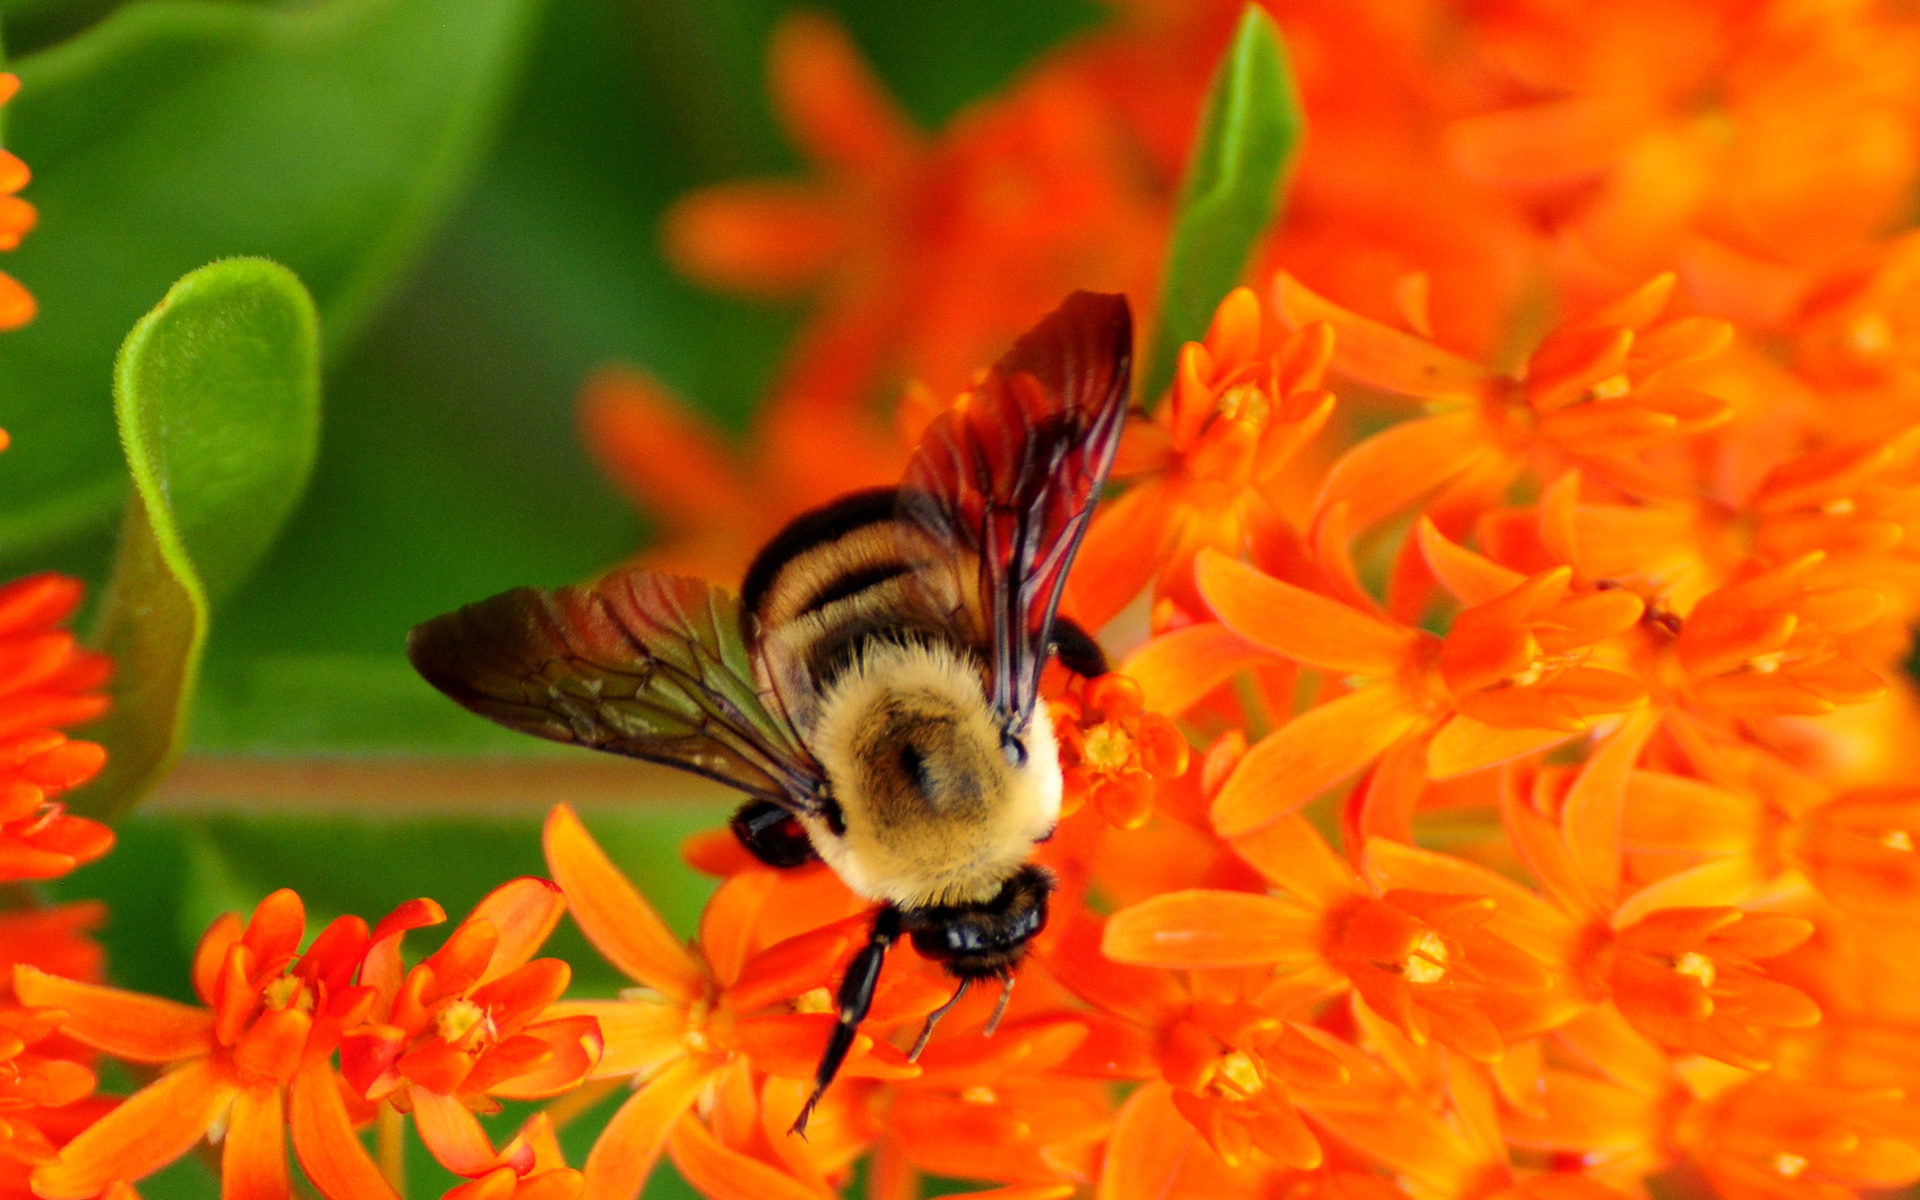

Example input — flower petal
[665,1115,829,1200]
[1272,273,1490,403]
[1229,814,1362,909]
[1212,685,1429,838]
[1560,711,1658,911]
[31,1057,234,1200]
[581,1056,712,1200]
[1196,551,1421,676]
[1610,859,1763,931]
[224,1087,289,1200]
[414,1089,531,1178]
[289,1064,400,1200]
[1120,622,1267,717]
[1416,518,1526,607]
[469,878,566,986]
[1097,1082,1237,1200]
[545,1001,685,1081]
[544,805,704,1001]
[1103,891,1320,970]
[13,966,213,1063]
[1426,717,1577,779]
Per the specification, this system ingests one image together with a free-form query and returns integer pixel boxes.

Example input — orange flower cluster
[21,2,1920,1199]
[18,881,603,1200]
[0,537,115,1198]
[537,3,1920,1197]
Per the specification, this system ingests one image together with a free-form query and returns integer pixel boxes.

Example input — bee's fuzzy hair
[803,639,1061,908]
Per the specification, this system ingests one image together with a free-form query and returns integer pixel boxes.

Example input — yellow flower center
[1216,1050,1265,1098]
[1216,382,1269,424]
[792,987,833,1014]
[1405,931,1448,984]
[1083,721,1135,771]
[1881,829,1914,852]
[1748,651,1787,675]
[436,999,493,1048]
[683,998,712,1053]
[1773,1153,1809,1178]
[261,975,309,1012]
[960,1086,998,1105]
[1674,952,1717,988]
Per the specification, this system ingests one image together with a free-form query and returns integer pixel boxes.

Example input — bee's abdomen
[741,488,901,623]
[744,489,964,732]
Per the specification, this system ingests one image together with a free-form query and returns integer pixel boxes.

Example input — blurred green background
[0,0,1111,1194]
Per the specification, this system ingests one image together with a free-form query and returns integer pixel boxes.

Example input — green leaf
[0,0,539,567]
[1140,5,1303,404]
[70,258,321,819]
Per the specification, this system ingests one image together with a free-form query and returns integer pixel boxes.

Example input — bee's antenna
[908,978,972,1061]
[792,906,901,1138]
[983,972,1015,1037]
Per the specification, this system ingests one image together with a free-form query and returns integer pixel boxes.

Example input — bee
[406,291,1132,1132]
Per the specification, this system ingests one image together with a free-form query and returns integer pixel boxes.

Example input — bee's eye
[1000,730,1027,768]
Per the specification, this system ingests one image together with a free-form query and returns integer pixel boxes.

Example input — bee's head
[807,640,1061,908]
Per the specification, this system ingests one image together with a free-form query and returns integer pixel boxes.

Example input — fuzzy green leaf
[0,0,538,568]
[1141,5,1303,404]
[70,259,321,819]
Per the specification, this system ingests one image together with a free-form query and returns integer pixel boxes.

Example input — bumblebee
[407,291,1132,1131]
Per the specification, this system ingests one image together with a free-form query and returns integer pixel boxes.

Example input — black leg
[792,906,901,1137]
[1051,616,1108,678]
[908,978,972,1061]
[730,799,819,868]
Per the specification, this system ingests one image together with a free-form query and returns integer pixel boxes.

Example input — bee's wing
[407,570,829,814]
[898,291,1133,732]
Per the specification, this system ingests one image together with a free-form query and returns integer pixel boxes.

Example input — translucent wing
[407,570,828,813]
[898,291,1133,733]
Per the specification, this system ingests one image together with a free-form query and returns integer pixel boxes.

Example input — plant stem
[377,1103,406,1199]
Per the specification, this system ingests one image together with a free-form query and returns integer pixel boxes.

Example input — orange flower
[1284,271,1733,527]
[0,572,112,884]
[1789,787,1920,920]
[1501,725,1824,1070]
[1448,0,1920,308]
[1672,554,1885,720]
[1793,231,1920,435]
[1193,546,1645,836]
[0,1007,93,1173]
[1048,673,1189,830]
[16,889,426,1200]
[1045,913,1349,1169]
[663,10,1163,412]
[0,75,35,330]
[1069,287,1336,627]
[1689,1073,1920,1200]
[339,879,601,1178]
[539,804,928,1200]
[1104,814,1560,1063]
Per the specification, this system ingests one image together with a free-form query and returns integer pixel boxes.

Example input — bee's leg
[908,977,972,1061]
[1050,616,1108,678]
[792,905,901,1137]
[984,971,1015,1037]
[729,799,819,868]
